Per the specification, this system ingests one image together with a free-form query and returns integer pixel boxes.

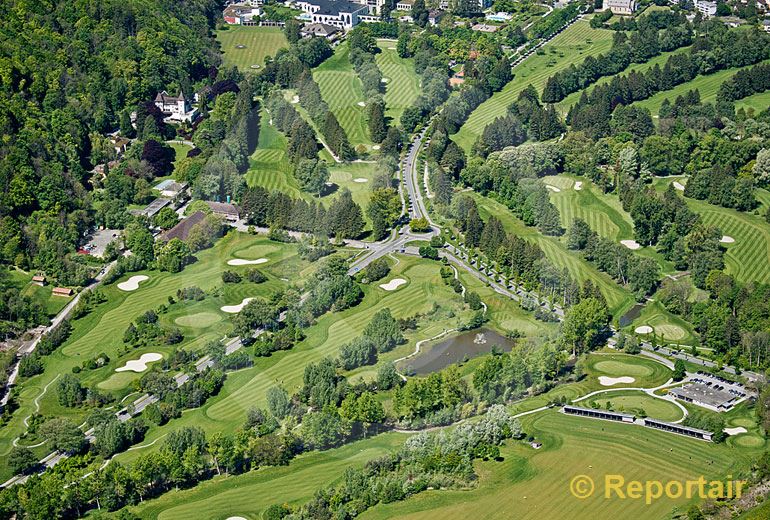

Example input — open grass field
[452,19,615,153]
[473,194,634,316]
[6,267,72,317]
[245,107,304,198]
[314,42,372,148]
[634,60,770,116]
[584,352,672,389]
[653,178,770,285]
[359,409,758,520]
[375,39,420,124]
[0,233,306,481]
[215,26,288,72]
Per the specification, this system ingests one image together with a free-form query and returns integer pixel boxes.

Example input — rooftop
[160,211,207,242]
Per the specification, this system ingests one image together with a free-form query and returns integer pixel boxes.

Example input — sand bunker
[116,353,162,373]
[221,298,254,314]
[353,178,368,183]
[227,258,268,266]
[291,95,299,103]
[545,185,561,192]
[599,376,636,386]
[574,181,583,191]
[720,235,735,244]
[387,46,396,50]
[372,145,381,150]
[379,278,407,291]
[226,517,248,520]
[357,101,366,107]
[249,64,260,69]
[673,181,685,191]
[724,426,748,435]
[635,325,653,334]
[381,77,390,83]
[621,240,641,250]
[118,275,148,291]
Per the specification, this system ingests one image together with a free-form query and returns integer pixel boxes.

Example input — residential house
[602,0,637,15]
[223,4,263,24]
[154,91,197,123]
[205,201,241,222]
[301,22,341,39]
[159,211,207,242]
[695,0,717,17]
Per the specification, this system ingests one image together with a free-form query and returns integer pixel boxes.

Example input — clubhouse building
[295,0,369,29]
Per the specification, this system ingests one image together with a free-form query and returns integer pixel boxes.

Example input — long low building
[641,418,713,441]
[563,405,636,423]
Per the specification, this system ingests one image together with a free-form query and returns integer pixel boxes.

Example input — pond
[400,328,516,375]
[619,303,645,328]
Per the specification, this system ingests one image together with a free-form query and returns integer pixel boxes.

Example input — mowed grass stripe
[634,59,770,116]
[474,194,632,314]
[684,198,770,284]
[314,42,372,147]
[375,40,420,123]
[453,19,615,153]
[245,107,305,198]
[216,26,289,71]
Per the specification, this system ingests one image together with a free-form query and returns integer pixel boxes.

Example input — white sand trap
[353,177,368,183]
[599,376,636,386]
[724,426,747,435]
[621,239,641,250]
[720,235,735,244]
[116,353,162,373]
[357,101,366,107]
[291,95,299,103]
[387,46,396,50]
[372,145,381,150]
[226,517,248,520]
[381,77,390,83]
[545,185,561,192]
[574,181,583,191]
[118,275,149,291]
[249,64,260,69]
[635,325,653,334]
[227,258,268,266]
[673,181,685,191]
[221,298,255,314]
[379,278,407,291]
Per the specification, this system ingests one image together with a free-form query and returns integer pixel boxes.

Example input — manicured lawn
[634,60,770,116]
[555,46,692,116]
[472,194,634,316]
[313,42,372,148]
[216,26,289,72]
[245,107,303,198]
[129,433,407,520]
[359,409,758,520]
[626,300,698,346]
[375,39,420,124]
[0,233,304,481]
[653,178,770,286]
[453,19,615,153]
[585,352,672,389]
[582,389,684,422]
[327,161,378,232]
[735,89,770,115]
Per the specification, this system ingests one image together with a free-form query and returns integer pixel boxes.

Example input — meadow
[215,26,289,72]
[375,39,420,124]
[452,18,615,153]
[313,42,372,148]
[472,194,634,317]
[7,267,71,317]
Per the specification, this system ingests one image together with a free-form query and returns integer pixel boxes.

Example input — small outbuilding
[31,275,46,286]
[52,287,73,297]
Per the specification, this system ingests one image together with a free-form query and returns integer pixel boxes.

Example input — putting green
[729,417,757,428]
[587,391,683,422]
[654,324,686,341]
[730,434,765,449]
[231,243,281,260]
[592,360,654,378]
[174,312,222,328]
